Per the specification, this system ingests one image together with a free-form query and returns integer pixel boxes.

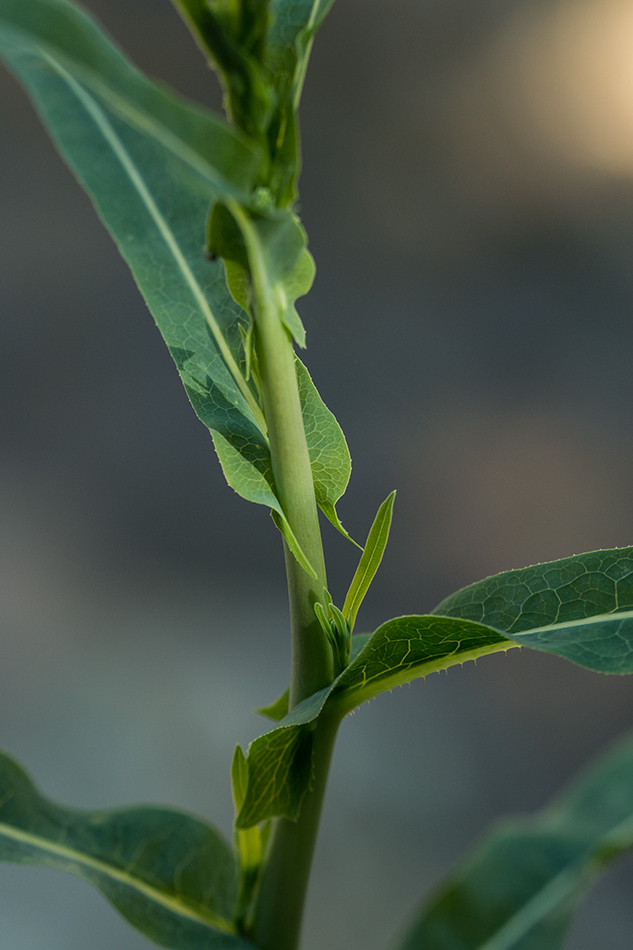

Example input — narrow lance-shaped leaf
[0,0,278,503]
[0,0,263,195]
[231,746,264,932]
[0,751,254,950]
[0,0,354,574]
[396,730,633,950]
[433,546,633,674]
[342,490,396,628]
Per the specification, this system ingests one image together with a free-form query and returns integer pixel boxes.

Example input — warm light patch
[497,0,633,174]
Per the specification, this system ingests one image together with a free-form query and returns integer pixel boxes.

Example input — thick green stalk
[228,200,333,704]
[228,201,338,949]
[251,711,339,950]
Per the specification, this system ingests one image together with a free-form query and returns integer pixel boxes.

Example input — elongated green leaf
[238,550,633,828]
[342,491,396,627]
[267,0,337,92]
[0,0,350,567]
[396,730,633,950]
[0,751,254,949]
[0,0,278,498]
[0,0,262,194]
[434,547,633,673]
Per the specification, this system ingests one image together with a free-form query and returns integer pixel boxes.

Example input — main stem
[230,203,339,950]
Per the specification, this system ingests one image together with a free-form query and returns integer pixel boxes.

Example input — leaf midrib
[38,48,267,437]
[475,810,633,950]
[509,608,633,638]
[0,819,235,933]
[335,639,519,715]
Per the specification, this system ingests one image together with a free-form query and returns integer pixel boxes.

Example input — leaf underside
[0,751,254,949]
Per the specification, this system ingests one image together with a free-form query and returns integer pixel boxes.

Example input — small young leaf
[236,687,332,829]
[396,730,633,950]
[0,751,253,949]
[270,510,318,579]
[210,201,311,347]
[231,746,263,933]
[254,636,369,724]
[295,358,357,545]
[255,688,290,722]
[342,491,396,628]
[231,745,249,813]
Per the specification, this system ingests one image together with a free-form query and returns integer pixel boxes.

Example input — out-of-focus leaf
[0,0,262,194]
[396,730,633,950]
[434,547,633,673]
[231,746,263,933]
[0,751,254,949]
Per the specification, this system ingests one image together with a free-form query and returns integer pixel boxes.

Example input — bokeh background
[2,0,633,946]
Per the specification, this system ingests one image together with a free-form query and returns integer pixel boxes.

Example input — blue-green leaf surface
[0,0,273,500]
[0,0,262,194]
[396,730,633,950]
[0,0,352,552]
[433,547,633,674]
[0,751,254,949]
[267,0,337,82]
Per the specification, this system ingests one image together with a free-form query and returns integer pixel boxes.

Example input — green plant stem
[228,199,333,705]
[229,200,338,949]
[252,711,339,950]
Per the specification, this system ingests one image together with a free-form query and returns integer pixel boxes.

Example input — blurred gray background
[2,0,633,946]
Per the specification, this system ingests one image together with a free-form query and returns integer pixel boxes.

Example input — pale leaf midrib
[510,608,633,637]
[0,820,235,933]
[36,48,267,437]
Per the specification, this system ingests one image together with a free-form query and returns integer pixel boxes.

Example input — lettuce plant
[1,2,633,949]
